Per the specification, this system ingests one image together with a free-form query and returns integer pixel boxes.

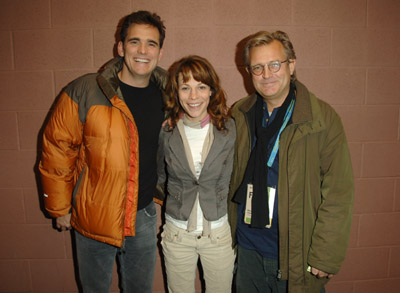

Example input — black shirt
[119,80,164,210]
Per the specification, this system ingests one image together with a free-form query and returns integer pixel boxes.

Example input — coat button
[197,235,201,239]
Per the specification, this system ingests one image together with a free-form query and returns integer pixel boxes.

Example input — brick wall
[0,0,399,292]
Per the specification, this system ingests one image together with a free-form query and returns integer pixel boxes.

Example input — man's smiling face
[117,23,163,87]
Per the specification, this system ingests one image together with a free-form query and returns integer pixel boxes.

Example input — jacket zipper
[120,111,131,247]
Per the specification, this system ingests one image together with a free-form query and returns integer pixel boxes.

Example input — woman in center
[157,55,236,292]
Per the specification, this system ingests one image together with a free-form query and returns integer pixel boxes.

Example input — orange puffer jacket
[39,57,167,247]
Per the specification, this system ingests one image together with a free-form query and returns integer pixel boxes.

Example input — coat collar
[235,80,325,135]
[95,56,168,121]
[96,56,168,100]
[292,81,312,124]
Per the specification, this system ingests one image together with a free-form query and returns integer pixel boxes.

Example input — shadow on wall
[30,14,162,292]
[31,16,125,291]
[32,11,125,251]
[235,35,256,98]
[32,12,125,228]
[33,90,83,292]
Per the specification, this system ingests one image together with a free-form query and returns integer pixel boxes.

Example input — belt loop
[209,229,217,244]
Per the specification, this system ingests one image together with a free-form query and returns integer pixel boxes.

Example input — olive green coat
[228,81,354,292]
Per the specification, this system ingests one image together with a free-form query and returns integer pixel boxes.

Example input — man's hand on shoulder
[311,267,333,279]
[56,214,72,231]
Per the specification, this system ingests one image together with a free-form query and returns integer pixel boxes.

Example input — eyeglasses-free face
[178,73,212,123]
[117,24,163,87]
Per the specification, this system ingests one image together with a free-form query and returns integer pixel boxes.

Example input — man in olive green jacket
[228,31,354,293]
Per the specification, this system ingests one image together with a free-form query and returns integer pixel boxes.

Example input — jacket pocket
[210,223,233,247]
[217,187,229,201]
[167,182,183,202]
[161,223,179,243]
[72,166,87,207]
[143,201,157,218]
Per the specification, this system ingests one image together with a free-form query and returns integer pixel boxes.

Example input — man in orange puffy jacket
[39,10,167,292]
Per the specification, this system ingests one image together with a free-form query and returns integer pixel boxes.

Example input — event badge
[244,185,276,228]
[265,186,276,228]
[244,184,253,224]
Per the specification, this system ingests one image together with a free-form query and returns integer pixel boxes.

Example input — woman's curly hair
[165,55,230,131]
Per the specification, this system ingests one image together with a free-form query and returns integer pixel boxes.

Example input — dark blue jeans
[75,201,157,293]
[236,245,326,293]
[236,245,287,293]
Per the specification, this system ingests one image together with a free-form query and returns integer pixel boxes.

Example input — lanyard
[267,98,295,167]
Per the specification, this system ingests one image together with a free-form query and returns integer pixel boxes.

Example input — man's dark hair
[120,10,166,47]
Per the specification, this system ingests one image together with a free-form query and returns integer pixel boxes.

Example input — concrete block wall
[0,0,399,292]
